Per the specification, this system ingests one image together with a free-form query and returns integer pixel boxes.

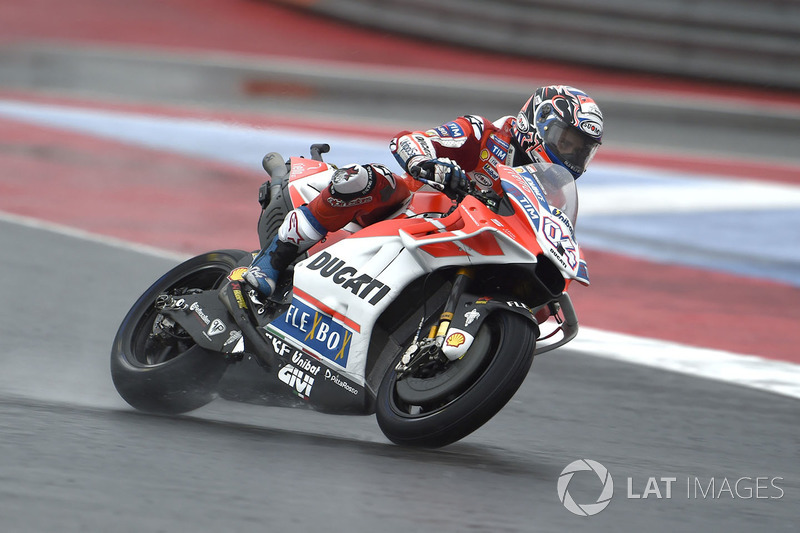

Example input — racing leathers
[243,114,527,298]
[391,114,527,197]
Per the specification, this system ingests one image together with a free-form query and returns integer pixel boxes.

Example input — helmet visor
[539,120,600,176]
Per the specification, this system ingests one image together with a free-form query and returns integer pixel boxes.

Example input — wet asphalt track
[1,220,797,532]
[2,18,800,530]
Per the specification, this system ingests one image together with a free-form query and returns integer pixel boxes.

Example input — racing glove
[407,156,467,190]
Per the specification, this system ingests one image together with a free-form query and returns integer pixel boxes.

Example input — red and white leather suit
[302,114,524,238]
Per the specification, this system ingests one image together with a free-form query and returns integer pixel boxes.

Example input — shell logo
[446,332,466,348]
[227,267,248,281]
[480,149,490,161]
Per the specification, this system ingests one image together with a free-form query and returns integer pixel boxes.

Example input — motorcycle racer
[243,85,604,298]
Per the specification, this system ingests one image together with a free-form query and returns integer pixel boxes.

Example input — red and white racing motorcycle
[111,144,588,448]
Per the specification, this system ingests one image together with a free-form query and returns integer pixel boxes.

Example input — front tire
[376,312,537,448]
[110,250,249,414]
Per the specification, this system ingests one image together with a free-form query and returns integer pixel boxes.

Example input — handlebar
[309,143,330,162]
[410,158,474,202]
[300,146,500,210]
[410,159,506,211]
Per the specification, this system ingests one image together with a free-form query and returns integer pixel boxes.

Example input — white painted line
[571,327,800,400]
[0,99,396,172]
[0,210,189,262]
[3,209,798,401]
[6,98,800,219]
[5,98,800,216]
[579,170,800,216]
[2,100,797,399]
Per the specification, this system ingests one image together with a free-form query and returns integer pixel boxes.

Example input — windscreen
[508,163,579,229]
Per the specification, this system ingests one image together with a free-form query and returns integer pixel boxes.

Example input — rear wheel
[110,250,249,414]
[376,312,537,448]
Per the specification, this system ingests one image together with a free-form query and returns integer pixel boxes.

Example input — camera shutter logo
[558,459,614,516]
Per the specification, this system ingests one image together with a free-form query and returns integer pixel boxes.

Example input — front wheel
[110,250,249,414]
[376,311,537,448]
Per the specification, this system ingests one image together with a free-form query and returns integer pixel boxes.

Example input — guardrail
[268,0,800,90]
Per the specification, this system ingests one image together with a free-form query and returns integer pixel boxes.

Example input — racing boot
[243,205,327,298]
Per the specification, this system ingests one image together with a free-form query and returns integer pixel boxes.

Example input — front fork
[395,267,474,375]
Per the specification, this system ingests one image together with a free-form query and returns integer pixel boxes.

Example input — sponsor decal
[580,99,602,117]
[481,163,500,181]
[464,308,481,327]
[278,364,315,400]
[517,167,548,205]
[306,252,391,305]
[412,134,436,158]
[270,332,325,400]
[324,368,359,396]
[502,181,541,230]
[227,267,248,281]
[516,111,530,133]
[434,121,467,139]
[491,135,510,150]
[580,120,602,137]
[223,330,242,347]
[283,210,306,246]
[441,328,474,361]
[289,158,325,178]
[466,115,485,138]
[473,173,494,190]
[371,163,396,189]
[445,332,466,348]
[291,352,322,376]
[475,296,492,304]
[326,195,373,208]
[486,136,508,160]
[551,208,575,236]
[506,301,534,317]
[190,301,211,325]
[480,148,490,161]
[270,299,354,366]
[207,318,226,337]
[264,331,322,373]
[397,138,422,160]
[233,285,248,309]
[332,165,360,185]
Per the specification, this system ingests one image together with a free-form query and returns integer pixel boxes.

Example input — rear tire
[376,312,537,448]
[110,250,249,414]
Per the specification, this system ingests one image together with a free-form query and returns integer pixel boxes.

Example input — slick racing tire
[110,250,250,415]
[376,311,536,448]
